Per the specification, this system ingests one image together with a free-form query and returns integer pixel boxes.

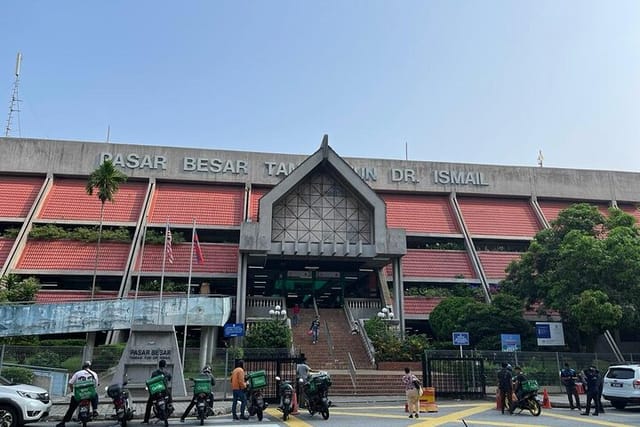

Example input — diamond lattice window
[271,171,372,244]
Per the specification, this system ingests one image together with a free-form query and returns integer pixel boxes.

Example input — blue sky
[2,1,639,171]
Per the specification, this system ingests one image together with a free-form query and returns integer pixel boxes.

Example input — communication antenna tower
[5,52,22,137]
[537,149,544,167]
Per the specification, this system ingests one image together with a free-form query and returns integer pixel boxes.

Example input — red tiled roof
[39,178,147,222]
[248,187,270,222]
[17,240,130,270]
[396,249,476,279]
[477,251,523,279]
[381,194,459,234]
[538,200,610,224]
[0,238,15,265]
[148,183,244,226]
[136,243,238,274]
[0,175,43,218]
[404,296,443,316]
[458,197,541,237]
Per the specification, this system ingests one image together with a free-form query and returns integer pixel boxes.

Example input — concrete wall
[0,137,637,202]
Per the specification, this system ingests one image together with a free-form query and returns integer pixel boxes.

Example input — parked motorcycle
[190,376,214,425]
[300,371,332,420]
[509,380,541,416]
[73,380,97,427]
[245,370,268,421]
[275,376,294,421]
[106,379,134,427]
[146,374,173,427]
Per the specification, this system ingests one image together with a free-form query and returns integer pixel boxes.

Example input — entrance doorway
[247,258,379,308]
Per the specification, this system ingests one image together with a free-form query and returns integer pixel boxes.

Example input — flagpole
[159,220,169,324]
[182,218,196,369]
[131,222,148,326]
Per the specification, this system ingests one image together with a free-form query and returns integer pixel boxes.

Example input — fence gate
[425,356,486,399]
[242,354,304,403]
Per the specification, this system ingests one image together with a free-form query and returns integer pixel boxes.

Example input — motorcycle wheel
[528,399,541,416]
[321,408,330,420]
[120,417,127,427]
[164,419,169,427]
[256,408,263,421]
[283,408,289,421]
[82,422,87,427]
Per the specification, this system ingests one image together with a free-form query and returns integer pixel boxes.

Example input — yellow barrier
[420,387,438,412]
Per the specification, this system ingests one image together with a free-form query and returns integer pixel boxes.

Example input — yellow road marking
[541,411,637,427]
[264,407,314,426]
[454,421,546,427]
[412,403,494,426]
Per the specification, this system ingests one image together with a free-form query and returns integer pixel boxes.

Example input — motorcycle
[145,374,173,427]
[275,376,294,421]
[300,371,332,420]
[509,380,541,416]
[190,376,214,425]
[73,380,97,427]
[106,379,134,427]
[245,370,268,421]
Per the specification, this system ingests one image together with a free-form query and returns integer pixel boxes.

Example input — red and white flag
[165,224,174,264]
[194,232,205,264]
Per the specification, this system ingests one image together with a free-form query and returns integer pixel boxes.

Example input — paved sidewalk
[48,390,602,421]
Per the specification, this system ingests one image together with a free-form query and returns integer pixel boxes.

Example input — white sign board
[536,322,565,346]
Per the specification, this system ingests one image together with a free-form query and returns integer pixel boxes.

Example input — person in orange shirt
[230,359,248,420]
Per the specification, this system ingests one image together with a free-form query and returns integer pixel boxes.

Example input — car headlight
[17,390,41,400]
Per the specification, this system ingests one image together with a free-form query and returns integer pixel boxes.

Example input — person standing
[142,359,173,424]
[508,366,527,414]
[401,367,420,419]
[231,359,248,420]
[595,367,605,414]
[309,316,320,344]
[291,304,300,327]
[581,366,600,416]
[497,363,512,414]
[56,361,99,427]
[180,365,215,422]
[560,363,581,410]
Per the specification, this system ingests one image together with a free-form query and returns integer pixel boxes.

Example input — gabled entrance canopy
[240,135,406,266]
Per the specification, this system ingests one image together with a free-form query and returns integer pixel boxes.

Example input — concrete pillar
[392,257,405,340]
[199,326,210,370]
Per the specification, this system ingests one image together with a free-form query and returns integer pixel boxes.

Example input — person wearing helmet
[180,365,216,422]
[56,361,100,427]
[143,359,174,423]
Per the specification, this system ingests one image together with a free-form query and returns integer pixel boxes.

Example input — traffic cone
[405,402,409,412]
[542,388,552,409]
[291,391,300,415]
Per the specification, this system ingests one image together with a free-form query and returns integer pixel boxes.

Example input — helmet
[82,361,92,369]
[202,365,212,374]
[159,359,167,368]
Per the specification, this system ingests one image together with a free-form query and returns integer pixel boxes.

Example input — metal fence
[425,349,640,391]
[424,355,486,399]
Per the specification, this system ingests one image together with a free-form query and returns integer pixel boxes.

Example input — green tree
[429,294,534,350]
[570,290,623,351]
[244,320,292,349]
[502,203,640,350]
[0,275,40,302]
[85,159,128,299]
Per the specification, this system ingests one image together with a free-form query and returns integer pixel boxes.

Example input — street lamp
[377,305,394,321]
[269,304,287,320]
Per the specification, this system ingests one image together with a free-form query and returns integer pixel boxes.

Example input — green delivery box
[146,375,167,395]
[247,370,267,389]
[73,380,97,401]
[193,377,212,394]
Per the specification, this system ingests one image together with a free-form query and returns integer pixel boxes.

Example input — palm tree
[86,159,128,299]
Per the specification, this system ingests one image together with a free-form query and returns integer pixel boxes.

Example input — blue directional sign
[223,323,245,338]
[501,333,521,352]
[452,332,470,346]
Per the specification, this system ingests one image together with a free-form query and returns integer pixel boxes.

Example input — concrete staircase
[292,308,409,395]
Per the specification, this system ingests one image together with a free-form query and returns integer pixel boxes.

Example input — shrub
[1,367,33,384]
[27,350,62,368]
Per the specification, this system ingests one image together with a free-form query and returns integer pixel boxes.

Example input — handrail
[324,319,336,367]
[343,303,375,368]
[346,352,357,392]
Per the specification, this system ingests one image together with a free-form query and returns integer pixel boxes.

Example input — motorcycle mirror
[275,376,281,381]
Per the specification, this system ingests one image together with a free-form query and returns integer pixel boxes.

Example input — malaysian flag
[165,223,174,264]
[194,232,205,264]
